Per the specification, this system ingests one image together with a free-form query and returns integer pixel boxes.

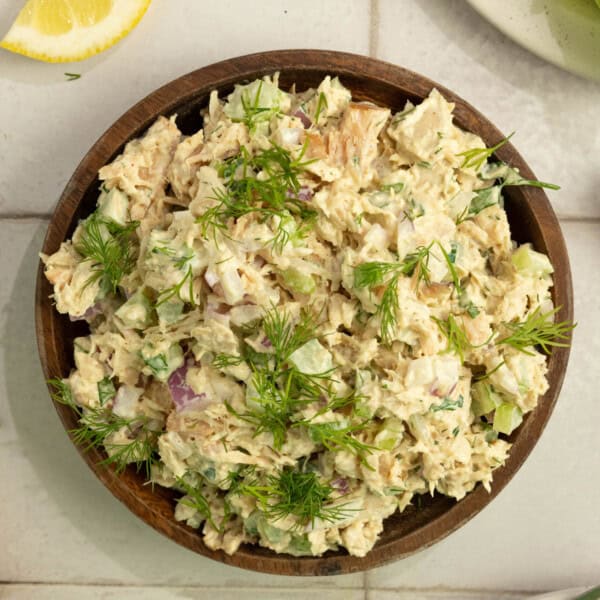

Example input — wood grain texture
[34,50,573,576]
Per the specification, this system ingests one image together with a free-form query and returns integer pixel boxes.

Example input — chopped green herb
[381,182,405,193]
[176,476,218,530]
[431,395,464,412]
[314,91,328,123]
[354,244,434,342]
[457,132,514,170]
[496,307,575,355]
[97,377,116,406]
[432,314,472,364]
[235,467,355,529]
[75,211,139,295]
[65,72,81,81]
[196,144,316,252]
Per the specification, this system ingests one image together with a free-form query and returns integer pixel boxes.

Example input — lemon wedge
[0,0,151,63]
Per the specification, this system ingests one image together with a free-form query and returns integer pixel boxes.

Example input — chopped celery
[156,298,184,324]
[493,402,523,435]
[141,343,184,382]
[374,417,404,451]
[471,381,502,417]
[280,267,316,295]
[115,290,152,329]
[257,518,288,545]
[289,339,333,375]
[97,187,129,226]
[286,534,313,556]
[512,244,553,277]
[243,510,260,536]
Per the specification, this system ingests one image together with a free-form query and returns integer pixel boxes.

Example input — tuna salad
[43,74,572,558]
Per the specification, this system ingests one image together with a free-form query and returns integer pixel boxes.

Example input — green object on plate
[467,0,600,81]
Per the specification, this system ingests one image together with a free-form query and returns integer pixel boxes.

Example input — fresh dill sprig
[496,307,575,355]
[236,467,354,529]
[313,91,328,123]
[75,211,139,295]
[70,407,159,477]
[490,162,561,191]
[303,421,375,461]
[48,378,78,411]
[196,144,317,251]
[224,307,335,449]
[354,244,433,342]
[457,132,515,170]
[176,476,218,530]
[263,304,319,364]
[235,80,271,133]
[473,360,506,382]
[155,264,195,307]
[437,241,464,297]
[432,314,473,364]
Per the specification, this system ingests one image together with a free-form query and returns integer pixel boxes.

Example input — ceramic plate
[467,0,600,82]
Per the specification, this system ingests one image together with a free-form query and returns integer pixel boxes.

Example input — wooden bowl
[35,50,573,576]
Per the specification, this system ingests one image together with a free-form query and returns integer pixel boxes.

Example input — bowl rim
[35,49,573,576]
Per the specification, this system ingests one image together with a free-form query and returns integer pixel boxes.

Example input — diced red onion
[286,186,313,202]
[332,478,350,495]
[69,302,102,322]
[168,362,209,412]
[261,336,273,348]
[429,378,441,397]
[297,186,313,202]
[294,109,312,129]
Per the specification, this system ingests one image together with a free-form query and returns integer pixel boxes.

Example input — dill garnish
[353,244,433,342]
[432,314,473,364]
[48,379,159,477]
[75,211,139,295]
[496,307,575,355]
[233,467,355,529]
[196,144,316,251]
[457,132,515,170]
[223,307,336,449]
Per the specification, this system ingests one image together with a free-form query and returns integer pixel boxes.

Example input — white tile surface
[367,591,531,600]
[0,0,370,216]
[0,585,366,600]
[377,0,600,219]
[0,220,362,590]
[367,221,600,592]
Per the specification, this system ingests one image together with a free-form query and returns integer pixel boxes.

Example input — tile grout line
[0,582,541,595]
[369,0,380,58]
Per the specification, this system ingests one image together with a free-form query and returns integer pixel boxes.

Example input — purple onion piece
[297,186,313,202]
[69,302,102,322]
[332,478,350,495]
[294,109,312,129]
[168,362,208,411]
[261,336,273,348]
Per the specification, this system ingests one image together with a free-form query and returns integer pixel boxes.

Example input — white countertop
[1,1,599,598]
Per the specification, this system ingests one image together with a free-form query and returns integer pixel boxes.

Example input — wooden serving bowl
[35,50,573,576]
